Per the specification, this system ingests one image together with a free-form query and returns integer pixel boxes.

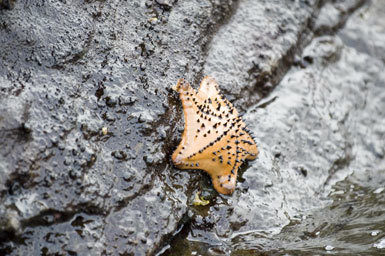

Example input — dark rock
[164,0,385,254]
[0,0,237,254]
[1,0,384,255]
[0,0,15,10]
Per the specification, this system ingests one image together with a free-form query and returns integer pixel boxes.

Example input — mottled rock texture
[1,0,384,255]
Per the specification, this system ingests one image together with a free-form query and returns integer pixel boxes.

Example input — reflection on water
[163,180,385,255]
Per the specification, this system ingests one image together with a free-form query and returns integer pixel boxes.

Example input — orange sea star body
[172,76,259,195]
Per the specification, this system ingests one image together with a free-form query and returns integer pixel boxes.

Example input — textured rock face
[165,0,385,255]
[1,0,384,255]
[0,1,238,254]
[0,0,16,10]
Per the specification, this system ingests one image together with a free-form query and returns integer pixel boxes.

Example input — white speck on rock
[371,231,380,236]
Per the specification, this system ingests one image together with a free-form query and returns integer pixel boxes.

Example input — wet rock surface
[0,0,383,255]
[0,0,16,10]
[164,0,385,255]
[0,0,238,254]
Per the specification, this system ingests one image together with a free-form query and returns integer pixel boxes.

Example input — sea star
[172,76,259,195]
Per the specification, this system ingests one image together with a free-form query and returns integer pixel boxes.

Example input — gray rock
[165,0,385,254]
[1,0,383,255]
[0,0,236,254]
[0,0,15,10]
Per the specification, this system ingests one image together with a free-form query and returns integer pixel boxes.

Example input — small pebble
[149,17,158,23]
[102,127,108,135]
[325,245,334,251]
[371,231,380,236]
